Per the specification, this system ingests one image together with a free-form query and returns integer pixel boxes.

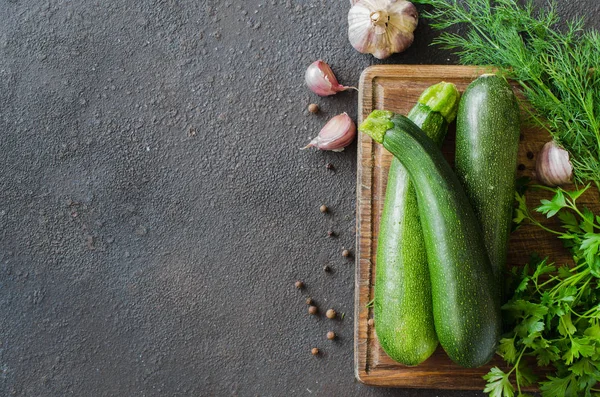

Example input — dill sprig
[413,0,600,188]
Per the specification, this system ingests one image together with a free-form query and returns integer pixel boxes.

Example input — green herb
[486,185,600,397]
[413,0,600,188]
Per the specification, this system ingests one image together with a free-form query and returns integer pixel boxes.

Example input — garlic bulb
[536,141,573,186]
[348,0,418,59]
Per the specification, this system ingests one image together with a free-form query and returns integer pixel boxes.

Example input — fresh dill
[413,0,600,188]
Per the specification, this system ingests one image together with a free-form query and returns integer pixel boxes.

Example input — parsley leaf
[558,313,577,337]
[539,374,578,397]
[535,344,560,367]
[482,185,600,396]
[569,358,600,377]
[584,323,600,338]
[483,367,515,397]
[498,338,518,364]
[581,233,600,271]
[502,299,548,319]
[563,338,596,365]
[581,208,596,233]
[537,190,567,218]
[532,261,556,280]
[515,361,537,387]
[566,185,590,201]
[558,210,581,234]
[513,191,529,228]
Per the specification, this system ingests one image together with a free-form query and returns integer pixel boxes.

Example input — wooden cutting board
[354,65,600,389]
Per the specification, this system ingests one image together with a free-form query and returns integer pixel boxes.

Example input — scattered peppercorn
[311,347,320,356]
[325,163,334,170]
[326,309,336,319]
[518,164,526,171]
[367,318,374,326]
[323,265,331,273]
[327,230,335,237]
[295,280,304,289]
[527,151,534,159]
[342,249,350,258]
[319,205,328,213]
[306,297,313,305]
[308,305,318,315]
[327,331,336,340]
[308,103,319,113]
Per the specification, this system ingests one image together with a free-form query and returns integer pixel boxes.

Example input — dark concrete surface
[1,1,599,396]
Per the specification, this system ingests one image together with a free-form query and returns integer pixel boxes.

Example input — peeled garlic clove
[535,141,573,186]
[305,60,357,97]
[348,0,418,60]
[303,113,357,152]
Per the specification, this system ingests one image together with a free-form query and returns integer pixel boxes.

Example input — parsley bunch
[484,185,600,397]
[413,0,600,188]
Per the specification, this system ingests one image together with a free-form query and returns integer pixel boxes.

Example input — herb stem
[568,204,599,228]
[528,218,562,236]
[511,347,527,395]
[530,184,557,192]
[574,278,591,302]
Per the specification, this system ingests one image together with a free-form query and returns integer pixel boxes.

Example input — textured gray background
[1,0,598,396]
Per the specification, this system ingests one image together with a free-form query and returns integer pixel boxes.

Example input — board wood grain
[354,65,600,389]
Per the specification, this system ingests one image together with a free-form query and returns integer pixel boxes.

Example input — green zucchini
[360,112,501,368]
[456,74,520,301]
[374,82,460,366]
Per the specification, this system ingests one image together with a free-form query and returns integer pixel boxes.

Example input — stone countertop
[1,1,599,396]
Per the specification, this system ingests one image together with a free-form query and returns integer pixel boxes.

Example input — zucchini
[374,82,460,366]
[360,112,501,368]
[456,74,520,301]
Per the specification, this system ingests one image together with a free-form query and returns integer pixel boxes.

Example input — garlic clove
[302,113,357,152]
[535,141,573,186]
[348,0,418,60]
[305,60,357,97]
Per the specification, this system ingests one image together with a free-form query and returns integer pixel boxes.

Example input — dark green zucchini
[455,74,521,301]
[374,82,460,366]
[360,111,501,368]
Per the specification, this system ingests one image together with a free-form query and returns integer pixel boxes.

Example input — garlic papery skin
[305,60,356,97]
[348,0,418,60]
[302,113,357,152]
[536,141,573,186]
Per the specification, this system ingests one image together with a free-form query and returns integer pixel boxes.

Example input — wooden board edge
[352,368,493,390]
[356,64,493,81]
[354,63,375,384]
